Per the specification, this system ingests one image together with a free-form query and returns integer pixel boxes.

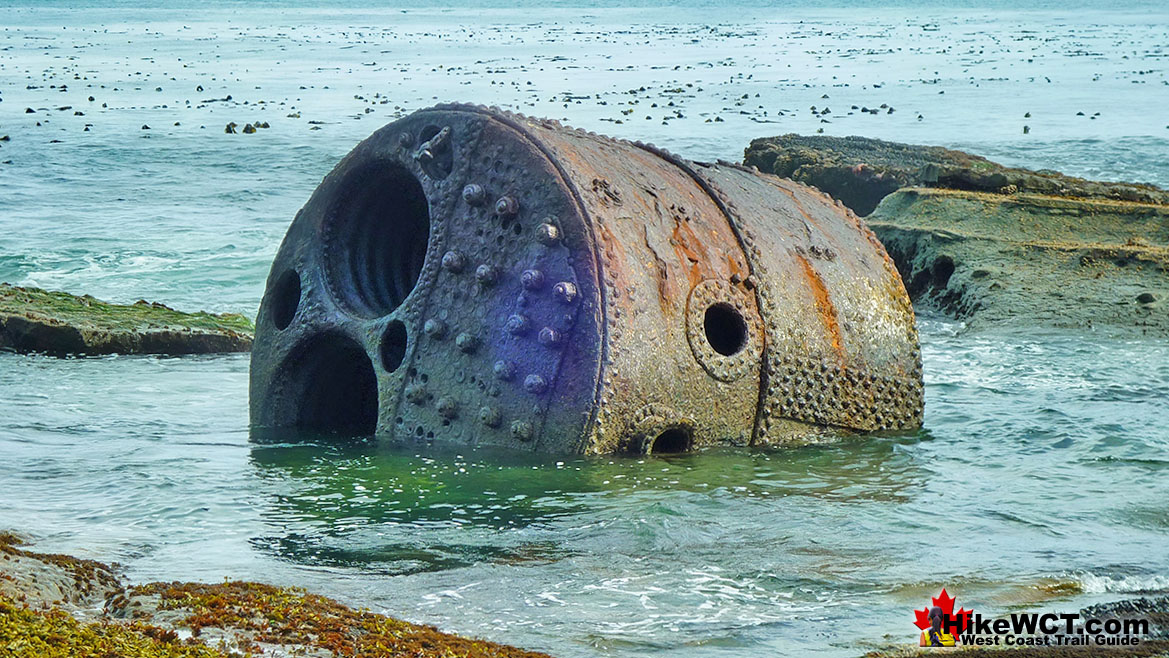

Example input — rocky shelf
[0,284,254,356]
[743,133,1169,217]
[743,136,1169,336]
[0,531,553,658]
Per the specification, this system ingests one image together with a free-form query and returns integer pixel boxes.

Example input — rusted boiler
[250,105,923,454]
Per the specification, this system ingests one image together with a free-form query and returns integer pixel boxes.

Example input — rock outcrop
[0,284,254,356]
[867,189,1167,335]
[743,134,1169,217]
[743,135,1169,335]
[0,531,553,658]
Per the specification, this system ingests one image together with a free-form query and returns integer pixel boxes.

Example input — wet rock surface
[0,531,553,658]
[0,284,254,356]
[743,134,1169,217]
[742,135,1169,335]
[867,188,1168,335]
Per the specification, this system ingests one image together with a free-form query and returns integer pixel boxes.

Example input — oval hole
[380,320,408,373]
[270,269,301,330]
[287,332,378,436]
[325,163,430,318]
[649,427,693,455]
[703,302,748,356]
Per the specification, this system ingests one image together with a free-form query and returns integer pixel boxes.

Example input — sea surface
[1,3,1168,657]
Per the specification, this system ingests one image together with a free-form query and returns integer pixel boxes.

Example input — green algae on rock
[0,284,253,356]
[867,188,1168,335]
[0,594,229,658]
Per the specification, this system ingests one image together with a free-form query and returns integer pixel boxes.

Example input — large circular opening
[325,163,430,318]
[703,303,748,356]
[648,427,693,455]
[380,320,408,373]
[269,269,301,330]
[285,332,378,435]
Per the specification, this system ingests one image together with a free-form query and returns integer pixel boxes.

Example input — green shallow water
[1,3,1168,656]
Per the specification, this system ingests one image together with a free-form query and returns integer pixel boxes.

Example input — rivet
[495,195,519,216]
[521,269,545,290]
[423,318,447,339]
[493,360,516,381]
[510,420,534,442]
[553,281,578,304]
[475,264,498,285]
[442,250,466,272]
[455,332,478,353]
[462,184,486,206]
[536,222,561,245]
[405,384,426,405]
[398,131,413,148]
[524,374,548,394]
[479,406,501,428]
[538,327,561,347]
[505,314,530,336]
[436,396,458,419]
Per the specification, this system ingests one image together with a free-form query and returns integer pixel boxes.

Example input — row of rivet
[403,382,534,441]
[420,180,576,444]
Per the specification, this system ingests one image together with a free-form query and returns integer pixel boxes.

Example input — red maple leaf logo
[913,588,972,633]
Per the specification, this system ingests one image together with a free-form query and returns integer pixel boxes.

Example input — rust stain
[795,253,844,356]
[670,217,713,288]
[643,224,675,315]
[596,221,627,278]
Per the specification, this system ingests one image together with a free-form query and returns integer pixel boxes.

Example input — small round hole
[703,303,748,356]
[649,428,692,454]
[380,320,408,373]
[269,270,301,330]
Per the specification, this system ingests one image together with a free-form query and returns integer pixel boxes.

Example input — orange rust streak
[643,225,675,316]
[795,254,844,356]
[670,219,720,288]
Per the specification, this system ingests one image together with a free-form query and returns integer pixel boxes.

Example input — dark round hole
[649,427,692,454]
[285,332,378,435]
[703,303,748,356]
[380,320,408,373]
[325,163,430,318]
[269,269,301,330]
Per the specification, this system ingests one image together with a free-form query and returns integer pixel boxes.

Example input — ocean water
[1,4,1168,657]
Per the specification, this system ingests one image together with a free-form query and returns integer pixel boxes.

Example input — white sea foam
[1075,573,1169,594]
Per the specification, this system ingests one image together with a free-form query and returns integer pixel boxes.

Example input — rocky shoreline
[5,531,1169,658]
[743,134,1169,216]
[0,284,253,356]
[0,531,552,658]
[744,135,1169,336]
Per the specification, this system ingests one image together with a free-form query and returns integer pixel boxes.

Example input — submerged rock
[0,532,553,658]
[743,134,1169,217]
[867,188,1168,335]
[0,284,254,356]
